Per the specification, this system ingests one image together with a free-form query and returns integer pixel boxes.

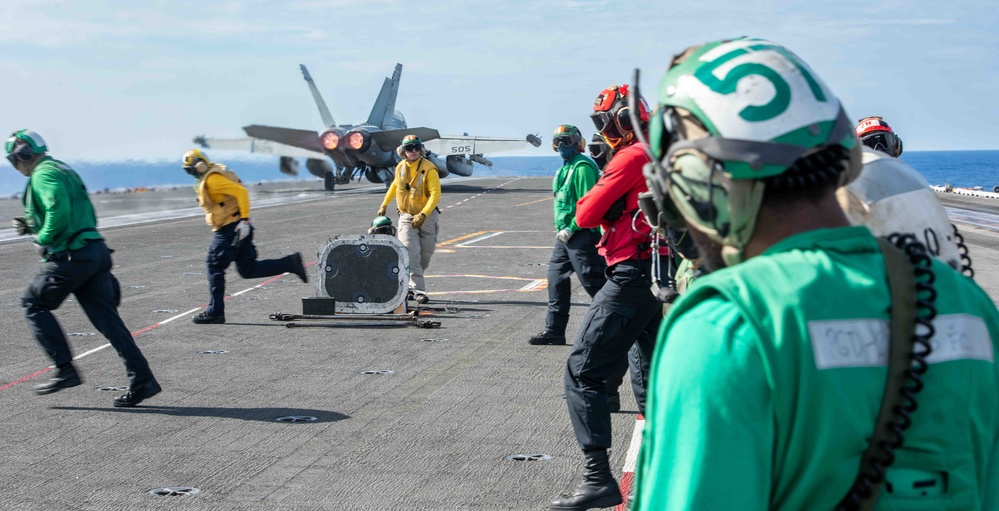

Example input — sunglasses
[404,144,423,153]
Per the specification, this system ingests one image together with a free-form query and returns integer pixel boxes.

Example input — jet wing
[194,135,322,159]
[369,127,441,150]
[423,135,532,156]
[241,125,326,154]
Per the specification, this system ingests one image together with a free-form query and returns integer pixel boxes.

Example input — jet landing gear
[323,167,355,191]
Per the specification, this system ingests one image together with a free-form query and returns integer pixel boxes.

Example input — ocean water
[1,151,997,197]
[899,151,999,189]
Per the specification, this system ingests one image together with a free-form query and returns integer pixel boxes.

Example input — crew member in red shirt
[549,85,664,511]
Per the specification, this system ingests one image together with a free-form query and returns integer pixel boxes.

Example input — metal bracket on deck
[268,310,440,329]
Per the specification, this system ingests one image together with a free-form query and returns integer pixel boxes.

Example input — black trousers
[606,343,645,412]
[206,223,298,317]
[21,239,154,386]
[563,259,662,452]
[545,229,606,336]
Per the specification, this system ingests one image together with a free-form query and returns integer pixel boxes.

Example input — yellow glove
[412,212,427,229]
[377,206,387,217]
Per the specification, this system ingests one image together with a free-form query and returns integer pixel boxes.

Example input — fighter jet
[194,64,542,190]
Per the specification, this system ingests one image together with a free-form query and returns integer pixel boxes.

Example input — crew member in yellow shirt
[376,135,441,303]
[182,149,308,324]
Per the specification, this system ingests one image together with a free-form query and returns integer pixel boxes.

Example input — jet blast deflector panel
[316,234,408,314]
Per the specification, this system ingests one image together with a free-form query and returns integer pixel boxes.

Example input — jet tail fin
[300,64,337,128]
[366,63,403,128]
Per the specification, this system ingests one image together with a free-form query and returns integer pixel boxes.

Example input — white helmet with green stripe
[644,37,862,266]
[5,129,48,155]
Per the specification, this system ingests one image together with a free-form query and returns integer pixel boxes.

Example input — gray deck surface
[0,178,996,510]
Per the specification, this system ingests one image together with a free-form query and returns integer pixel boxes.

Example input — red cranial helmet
[591,84,651,149]
[856,116,903,157]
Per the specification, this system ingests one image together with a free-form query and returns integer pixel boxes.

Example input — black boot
[528,331,566,345]
[290,252,309,283]
[549,450,622,510]
[35,364,82,395]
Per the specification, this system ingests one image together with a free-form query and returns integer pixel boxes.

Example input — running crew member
[8,129,161,407]
[182,149,308,324]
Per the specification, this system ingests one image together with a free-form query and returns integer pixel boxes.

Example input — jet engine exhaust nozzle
[346,129,372,153]
[321,129,346,152]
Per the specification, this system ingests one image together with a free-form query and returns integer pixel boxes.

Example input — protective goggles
[553,136,576,149]
[588,140,609,158]
[860,132,898,154]
[404,144,423,153]
[6,141,31,167]
[183,164,199,176]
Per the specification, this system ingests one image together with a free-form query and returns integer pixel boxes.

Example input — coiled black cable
[952,223,974,278]
[764,144,847,196]
[836,233,937,511]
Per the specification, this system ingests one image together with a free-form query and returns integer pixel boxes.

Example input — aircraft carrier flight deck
[0,177,997,510]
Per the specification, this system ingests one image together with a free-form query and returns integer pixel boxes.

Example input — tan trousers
[398,209,439,294]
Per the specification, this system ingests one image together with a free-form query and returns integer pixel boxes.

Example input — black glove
[657,286,680,304]
[12,217,30,235]
[604,197,627,222]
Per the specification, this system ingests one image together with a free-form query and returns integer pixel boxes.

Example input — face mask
[558,145,577,160]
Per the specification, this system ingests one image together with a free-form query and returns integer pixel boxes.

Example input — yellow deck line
[516,197,554,207]
[438,230,497,246]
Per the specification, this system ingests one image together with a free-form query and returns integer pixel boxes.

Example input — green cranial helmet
[368,215,396,236]
[552,124,584,152]
[645,37,861,266]
[5,129,48,155]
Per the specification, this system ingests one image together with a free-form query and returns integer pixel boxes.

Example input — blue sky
[1,0,996,162]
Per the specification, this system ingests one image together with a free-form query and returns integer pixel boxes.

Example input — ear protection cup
[617,107,633,132]
[895,137,903,157]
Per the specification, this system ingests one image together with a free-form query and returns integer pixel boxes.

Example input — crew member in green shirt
[528,125,605,346]
[7,129,161,407]
[633,38,999,510]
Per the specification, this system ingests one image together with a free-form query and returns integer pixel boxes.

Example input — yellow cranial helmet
[182,149,210,168]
